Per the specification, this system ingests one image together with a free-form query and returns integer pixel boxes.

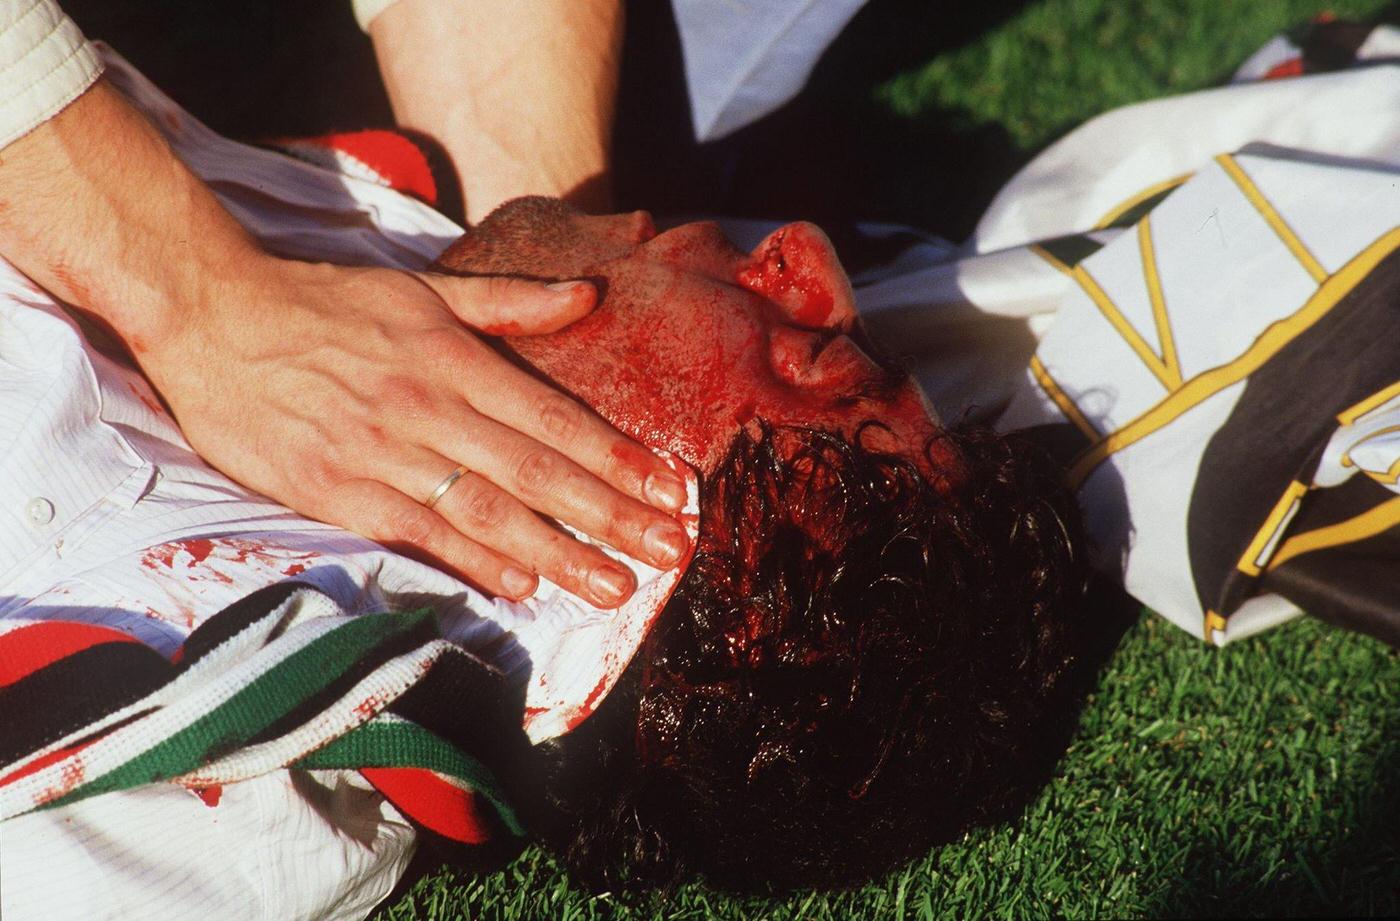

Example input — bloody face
[433,198,948,478]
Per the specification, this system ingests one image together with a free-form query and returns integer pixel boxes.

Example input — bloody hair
[523,420,1087,892]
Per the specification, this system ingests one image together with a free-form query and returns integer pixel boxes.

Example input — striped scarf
[0,582,524,853]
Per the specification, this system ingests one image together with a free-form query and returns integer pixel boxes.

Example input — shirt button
[26,497,55,527]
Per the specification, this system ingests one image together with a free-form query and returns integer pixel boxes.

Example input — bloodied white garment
[0,47,699,921]
[2,28,1399,921]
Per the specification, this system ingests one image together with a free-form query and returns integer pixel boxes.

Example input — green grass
[376,615,1400,920]
[375,2,1400,917]
[878,0,1398,151]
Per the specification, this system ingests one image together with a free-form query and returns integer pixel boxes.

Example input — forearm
[0,78,274,364]
[369,0,623,223]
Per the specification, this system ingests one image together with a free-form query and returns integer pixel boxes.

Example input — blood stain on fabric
[191,785,223,807]
[565,675,612,732]
[127,381,165,416]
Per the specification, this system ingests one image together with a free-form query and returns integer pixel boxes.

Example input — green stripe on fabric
[43,609,436,810]
[299,716,523,836]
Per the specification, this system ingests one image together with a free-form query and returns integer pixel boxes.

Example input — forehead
[433,197,661,279]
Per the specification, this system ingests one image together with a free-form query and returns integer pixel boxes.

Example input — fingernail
[644,472,687,511]
[589,565,635,606]
[546,280,590,294]
[502,567,537,600]
[644,522,688,568]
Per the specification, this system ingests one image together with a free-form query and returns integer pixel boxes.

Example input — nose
[737,222,857,332]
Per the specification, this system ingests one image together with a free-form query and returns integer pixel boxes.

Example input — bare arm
[369,0,624,223]
[0,79,689,607]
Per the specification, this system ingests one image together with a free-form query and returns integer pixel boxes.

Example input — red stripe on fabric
[301,131,438,205]
[0,622,141,688]
[0,736,100,787]
[361,767,490,844]
[1264,58,1305,80]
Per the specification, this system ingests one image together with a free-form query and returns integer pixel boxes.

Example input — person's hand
[0,78,687,608]
[139,257,691,607]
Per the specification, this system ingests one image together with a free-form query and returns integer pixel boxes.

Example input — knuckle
[384,505,439,549]
[457,480,510,531]
[305,454,345,492]
[380,375,435,417]
[513,448,560,496]
[535,392,584,444]
[346,416,391,451]
[421,327,465,359]
[551,551,595,592]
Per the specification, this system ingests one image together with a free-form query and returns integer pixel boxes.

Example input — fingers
[416,272,596,336]
[446,340,690,515]
[426,466,641,609]
[343,449,644,610]
[331,478,540,602]
[422,406,691,574]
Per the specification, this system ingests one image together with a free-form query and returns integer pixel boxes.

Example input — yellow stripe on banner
[1373,455,1400,486]
[1030,355,1100,442]
[1236,481,1309,577]
[1071,264,1178,390]
[1067,227,1400,489]
[1266,495,1400,572]
[1095,173,1192,230]
[1137,216,1182,389]
[1216,154,1329,284]
[1030,243,1073,276]
[1203,610,1228,643]
[1338,379,1400,426]
[1342,424,1400,470]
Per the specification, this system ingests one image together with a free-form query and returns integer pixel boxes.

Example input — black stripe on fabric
[1102,186,1179,229]
[0,642,172,766]
[1298,20,1375,73]
[391,647,525,763]
[389,647,535,841]
[1038,234,1104,268]
[242,610,442,747]
[1187,248,1400,627]
[176,580,312,670]
[413,821,527,873]
[1263,522,1400,646]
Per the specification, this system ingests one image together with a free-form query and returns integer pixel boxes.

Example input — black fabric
[1187,247,1400,637]
[175,579,307,669]
[0,642,170,766]
[1265,530,1400,645]
[242,607,441,748]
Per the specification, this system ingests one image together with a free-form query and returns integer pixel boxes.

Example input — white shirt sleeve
[0,0,102,149]
[352,0,401,31]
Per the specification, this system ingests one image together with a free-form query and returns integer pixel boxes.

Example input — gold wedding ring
[424,465,470,509]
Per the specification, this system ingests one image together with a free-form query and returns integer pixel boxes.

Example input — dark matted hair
[517,419,1087,892]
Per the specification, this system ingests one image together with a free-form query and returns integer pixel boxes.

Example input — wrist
[0,79,270,358]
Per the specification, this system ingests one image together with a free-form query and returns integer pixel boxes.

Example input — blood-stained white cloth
[0,47,696,921]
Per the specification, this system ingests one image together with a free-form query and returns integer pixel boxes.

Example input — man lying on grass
[430,198,1088,890]
[0,56,1085,918]
[5,22,1399,920]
